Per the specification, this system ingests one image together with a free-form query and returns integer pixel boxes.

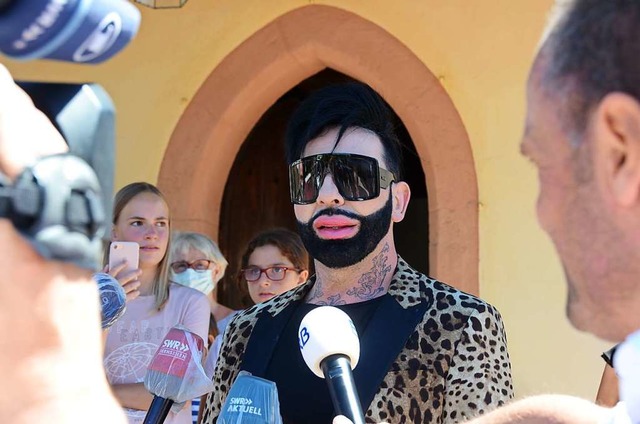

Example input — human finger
[121,278,141,301]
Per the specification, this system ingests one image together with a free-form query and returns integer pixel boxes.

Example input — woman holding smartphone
[103,182,210,424]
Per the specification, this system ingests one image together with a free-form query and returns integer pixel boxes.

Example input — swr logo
[162,339,189,352]
[73,12,122,62]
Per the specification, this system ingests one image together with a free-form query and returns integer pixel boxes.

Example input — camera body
[7,82,116,269]
[19,81,116,223]
[0,0,141,268]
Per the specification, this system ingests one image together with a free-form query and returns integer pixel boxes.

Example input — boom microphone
[143,327,213,424]
[0,0,140,64]
[298,306,365,424]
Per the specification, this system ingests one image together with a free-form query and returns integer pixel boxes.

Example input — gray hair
[170,231,228,276]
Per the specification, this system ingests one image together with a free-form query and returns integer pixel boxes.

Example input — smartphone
[108,241,140,274]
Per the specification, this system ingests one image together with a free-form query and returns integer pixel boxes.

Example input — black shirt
[264,297,384,424]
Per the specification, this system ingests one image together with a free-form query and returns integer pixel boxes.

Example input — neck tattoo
[307,243,393,305]
[346,244,392,300]
[310,288,346,306]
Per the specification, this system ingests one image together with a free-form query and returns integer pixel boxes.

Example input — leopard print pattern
[201,257,513,423]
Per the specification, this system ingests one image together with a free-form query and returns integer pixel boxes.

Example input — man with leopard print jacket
[201,82,513,424]
[202,257,513,423]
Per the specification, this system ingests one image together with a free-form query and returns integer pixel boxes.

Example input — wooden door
[216,97,299,309]
[216,70,428,310]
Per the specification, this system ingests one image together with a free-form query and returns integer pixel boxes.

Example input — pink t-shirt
[104,283,210,424]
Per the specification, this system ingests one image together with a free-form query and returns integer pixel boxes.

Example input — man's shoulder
[226,285,305,331]
[393,257,499,317]
[428,276,498,316]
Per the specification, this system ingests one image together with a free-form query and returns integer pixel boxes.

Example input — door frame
[157,5,479,294]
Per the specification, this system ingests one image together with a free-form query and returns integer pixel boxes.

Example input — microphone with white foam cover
[298,306,365,424]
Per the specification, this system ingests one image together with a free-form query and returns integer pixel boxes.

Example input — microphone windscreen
[0,0,140,64]
[218,372,283,424]
[93,272,126,329]
[614,332,640,423]
[144,327,211,404]
[298,306,360,378]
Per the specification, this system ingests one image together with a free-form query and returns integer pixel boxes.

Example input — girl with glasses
[103,182,210,424]
[240,228,309,305]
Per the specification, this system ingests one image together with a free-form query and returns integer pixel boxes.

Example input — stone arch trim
[158,5,479,294]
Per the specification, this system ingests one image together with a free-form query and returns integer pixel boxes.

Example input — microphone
[614,332,640,423]
[143,326,213,424]
[0,0,140,64]
[92,272,126,329]
[218,372,283,424]
[298,306,365,424]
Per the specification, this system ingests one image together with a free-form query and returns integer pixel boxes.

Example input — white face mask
[170,269,215,295]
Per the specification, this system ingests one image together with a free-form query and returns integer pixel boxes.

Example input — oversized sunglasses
[288,153,396,205]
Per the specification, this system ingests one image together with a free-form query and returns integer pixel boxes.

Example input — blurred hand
[0,220,126,423]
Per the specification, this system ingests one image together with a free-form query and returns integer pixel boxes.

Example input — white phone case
[108,241,140,274]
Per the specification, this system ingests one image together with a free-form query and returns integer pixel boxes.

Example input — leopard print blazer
[201,257,513,423]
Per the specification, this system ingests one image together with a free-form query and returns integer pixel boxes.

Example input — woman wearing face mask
[169,231,235,339]
[103,183,210,424]
[169,231,237,424]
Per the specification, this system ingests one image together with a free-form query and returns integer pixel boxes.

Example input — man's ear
[595,92,640,207]
[391,181,411,223]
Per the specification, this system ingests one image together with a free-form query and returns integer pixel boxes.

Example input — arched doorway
[217,69,428,309]
[158,5,478,306]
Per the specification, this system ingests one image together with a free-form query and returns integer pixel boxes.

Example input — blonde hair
[107,182,172,311]
[170,231,228,277]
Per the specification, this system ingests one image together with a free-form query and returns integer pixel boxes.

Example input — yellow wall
[5,0,610,400]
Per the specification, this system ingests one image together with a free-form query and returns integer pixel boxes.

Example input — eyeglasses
[289,153,395,205]
[241,266,301,282]
[170,259,212,273]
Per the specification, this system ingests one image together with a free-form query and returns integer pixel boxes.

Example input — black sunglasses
[288,153,395,205]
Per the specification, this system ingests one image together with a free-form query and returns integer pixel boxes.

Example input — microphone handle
[143,395,174,424]
[321,354,366,424]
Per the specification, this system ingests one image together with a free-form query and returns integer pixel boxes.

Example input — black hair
[284,82,403,179]
[543,0,640,135]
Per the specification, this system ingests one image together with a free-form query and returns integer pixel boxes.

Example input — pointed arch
[158,5,478,293]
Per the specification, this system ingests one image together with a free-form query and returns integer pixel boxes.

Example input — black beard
[296,194,392,269]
